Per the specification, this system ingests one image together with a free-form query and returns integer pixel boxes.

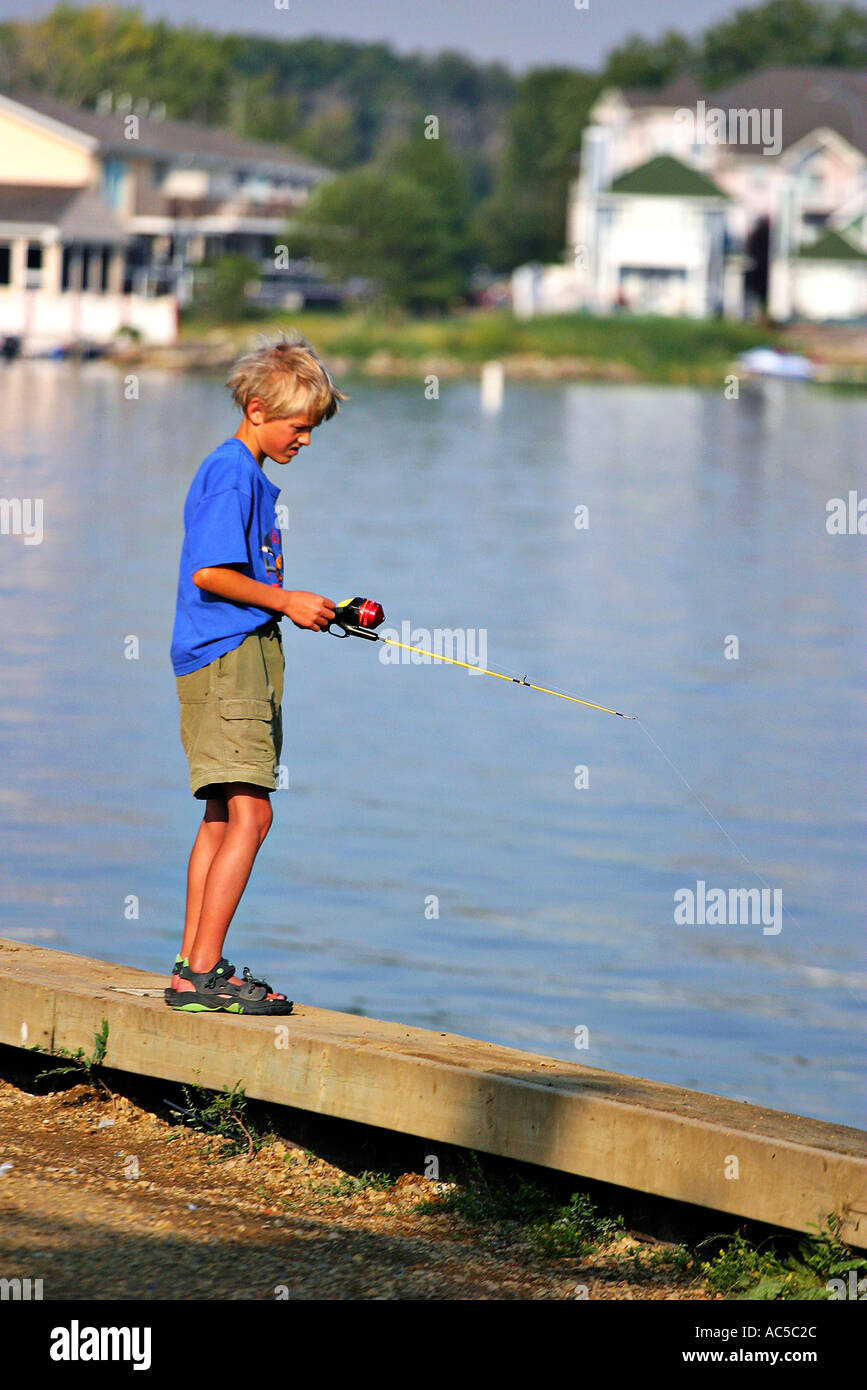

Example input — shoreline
[10,309,867,386]
[107,341,867,388]
[106,314,867,387]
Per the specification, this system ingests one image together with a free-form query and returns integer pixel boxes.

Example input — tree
[472,68,601,272]
[375,127,480,279]
[602,2,867,92]
[285,168,463,313]
[700,0,867,87]
[195,254,260,321]
[603,31,696,90]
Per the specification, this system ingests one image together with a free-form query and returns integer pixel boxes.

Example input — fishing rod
[328,597,635,720]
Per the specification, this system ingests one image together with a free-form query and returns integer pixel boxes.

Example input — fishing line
[330,598,860,1000]
[635,715,777,887]
[633,715,864,1007]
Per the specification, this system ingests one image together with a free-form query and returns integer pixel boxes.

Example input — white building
[789,227,867,320]
[0,181,176,348]
[571,152,733,318]
[516,67,867,323]
[0,89,335,349]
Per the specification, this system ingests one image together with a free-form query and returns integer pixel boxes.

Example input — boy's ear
[246,397,267,425]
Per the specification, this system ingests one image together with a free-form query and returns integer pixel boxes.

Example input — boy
[166,329,347,1014]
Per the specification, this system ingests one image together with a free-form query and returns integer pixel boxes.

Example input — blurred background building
[0,89,335,349]
[515,67,867,322]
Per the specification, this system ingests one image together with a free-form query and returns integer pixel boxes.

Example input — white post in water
[481,360,505,413]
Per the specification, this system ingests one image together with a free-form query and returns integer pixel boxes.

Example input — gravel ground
[0,1076,720,1301]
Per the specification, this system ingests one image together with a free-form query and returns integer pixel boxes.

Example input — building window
[0,244,10,286]
[102,158,126,208]
[25,241,43,289]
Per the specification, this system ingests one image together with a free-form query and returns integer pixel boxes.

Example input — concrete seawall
[1,938,864,1248]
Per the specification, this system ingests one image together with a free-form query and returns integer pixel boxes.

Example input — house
[0,180,177,348]
[790,228,867,320]
[708,68,867,320]
[0,89,334,349]
[581,154,732,317]
[516,67,867,323]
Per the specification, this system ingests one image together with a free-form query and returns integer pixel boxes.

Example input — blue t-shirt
[171,438,284,675]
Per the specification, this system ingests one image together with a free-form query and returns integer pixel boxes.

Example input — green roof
[608,155,727,199]
[795,228,867,262]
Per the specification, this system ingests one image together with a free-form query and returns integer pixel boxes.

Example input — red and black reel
[328,597,385,641]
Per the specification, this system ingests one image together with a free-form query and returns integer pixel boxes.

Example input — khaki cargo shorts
[176,621,284,800]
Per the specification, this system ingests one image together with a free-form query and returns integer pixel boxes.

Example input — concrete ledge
[1,939,865,1248]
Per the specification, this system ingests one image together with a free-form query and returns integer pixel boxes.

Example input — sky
[0,0,860,74]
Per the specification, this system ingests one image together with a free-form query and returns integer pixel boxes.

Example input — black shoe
[165,956,294,1015]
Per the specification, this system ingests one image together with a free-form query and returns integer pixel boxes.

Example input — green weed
[30,1019,112,1103]
[416,1152,624,1256]
[171,1080,270,1159]
[305,1169,395,1199]
[697,1214,865,1300]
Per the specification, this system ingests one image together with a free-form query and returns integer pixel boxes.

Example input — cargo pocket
[218,696,275,765]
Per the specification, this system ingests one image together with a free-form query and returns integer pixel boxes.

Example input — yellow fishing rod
[328,597,635,720]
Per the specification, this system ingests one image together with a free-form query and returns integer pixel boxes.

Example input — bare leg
[176,783,274,991]
[178,798,229,966]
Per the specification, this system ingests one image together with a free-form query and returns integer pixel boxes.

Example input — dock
[1,938,865,1249]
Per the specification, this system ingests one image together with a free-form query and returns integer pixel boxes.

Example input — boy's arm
[193,565,335,631]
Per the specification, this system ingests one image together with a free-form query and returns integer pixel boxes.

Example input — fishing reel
[327,596,385,641]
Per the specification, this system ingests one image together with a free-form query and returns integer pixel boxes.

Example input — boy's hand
[281,590,336,632]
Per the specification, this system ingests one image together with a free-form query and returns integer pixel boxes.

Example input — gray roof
[3,89,332,181]
[709,67,867,156]
[619,67,867,157]
[621,75,702,110]
[0,183,127,242]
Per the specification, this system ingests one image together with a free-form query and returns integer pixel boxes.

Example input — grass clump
[306,1169,395,1199]
[698,1214,864,1300]
[417,1152,624,1256]
[529,1188,626,1257]
[30,1019,113,1104]
[169,1080,271,1159]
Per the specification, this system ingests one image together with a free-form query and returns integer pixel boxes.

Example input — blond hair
[226,328,348,424]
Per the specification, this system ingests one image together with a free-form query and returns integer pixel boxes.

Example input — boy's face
[247,399,317,465]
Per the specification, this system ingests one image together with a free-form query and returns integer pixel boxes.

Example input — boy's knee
[226,784,273,842]
[257,800,273,843]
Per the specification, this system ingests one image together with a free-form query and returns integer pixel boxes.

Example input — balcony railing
[147,197,305,221]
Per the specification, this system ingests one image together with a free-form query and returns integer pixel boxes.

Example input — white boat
[737,347,815,380]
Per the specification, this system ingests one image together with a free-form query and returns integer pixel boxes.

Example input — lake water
[1,358,864,1129]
